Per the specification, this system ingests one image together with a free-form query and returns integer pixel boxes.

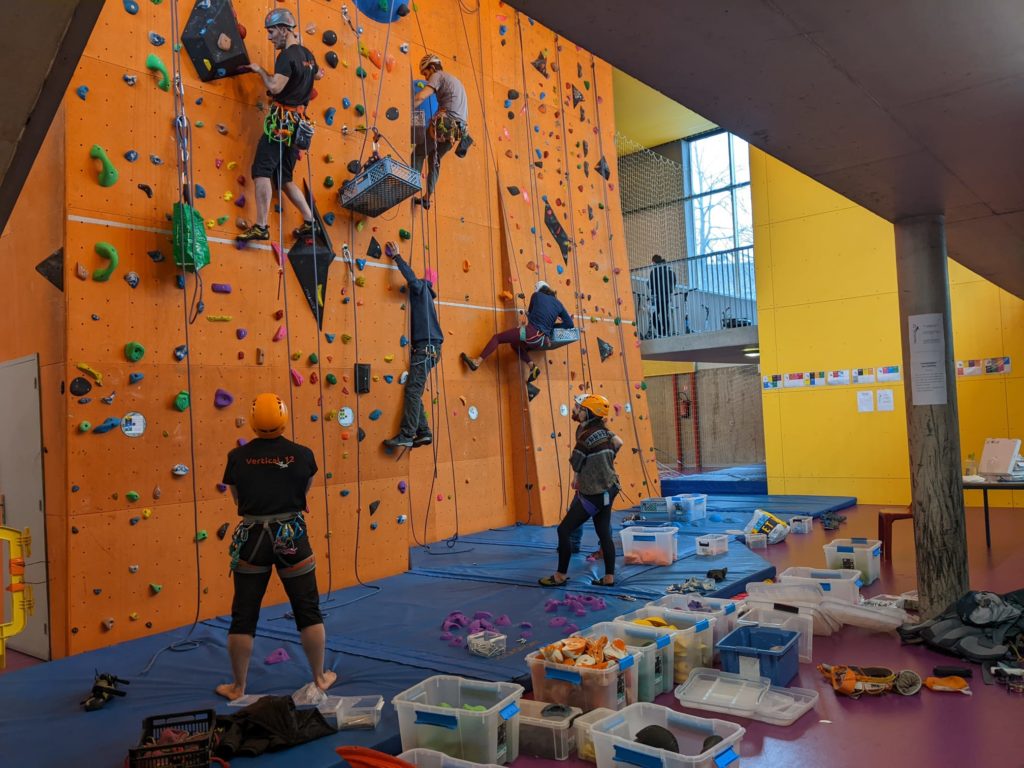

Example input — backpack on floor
[898,589,1024,664]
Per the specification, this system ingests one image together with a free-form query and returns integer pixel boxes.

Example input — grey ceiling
[506,0,1024,298]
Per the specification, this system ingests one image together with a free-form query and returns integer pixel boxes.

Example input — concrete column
[894,215,969,618]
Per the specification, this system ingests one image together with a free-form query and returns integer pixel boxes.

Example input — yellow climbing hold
[355,276,366,287]
[227,161,238,170]
[206,315,232,322]
[384,354,395,363]
[76,363,103,385]
[223,192,234,202]
[142,508,152,519]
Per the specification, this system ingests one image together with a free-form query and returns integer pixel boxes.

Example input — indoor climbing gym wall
[43,0,656,656]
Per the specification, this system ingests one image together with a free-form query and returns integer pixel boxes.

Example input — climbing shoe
[237,224,270,242]
[528,364,542,383]
[413,433,433,447]
[383,435,414,449]
[460,352,479,371]
[293,220,316,238]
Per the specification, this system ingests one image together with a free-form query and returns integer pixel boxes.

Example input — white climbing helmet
[535,280,550,292]
[419,53,442,73]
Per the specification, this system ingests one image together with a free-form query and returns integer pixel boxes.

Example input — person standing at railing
[649,255,676,338]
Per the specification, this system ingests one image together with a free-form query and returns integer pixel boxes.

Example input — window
[682,131,754,300]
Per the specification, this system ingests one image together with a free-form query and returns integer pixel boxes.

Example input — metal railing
[630,249,757,340]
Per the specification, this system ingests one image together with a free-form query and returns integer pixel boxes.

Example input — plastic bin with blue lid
[392,675,524,764]
[572,622,676,702]
[716,625,800,687]
[590,702,744,768]
[614,606,716,684]
[527,650,640,713]
[574,707,615,763]
[649,594,743,660]
[398,749,504,768]
[667,493,707,523]
[621,526,678,566]
[777,566,863,604]
[736,605,813,663]
[823,537,882,585]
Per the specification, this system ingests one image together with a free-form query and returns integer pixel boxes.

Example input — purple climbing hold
[236,328,247,340]
[76,85,89,100]
[214,389,234,409]
[448,637,465,647]
[264,647,290,665]
[398,480,407,493]
[496,615,511,626]
[520,630,533,639]
[234,195,246,207]
[440,632,453,641]
[549,616,567,627]
[211,283,232,293]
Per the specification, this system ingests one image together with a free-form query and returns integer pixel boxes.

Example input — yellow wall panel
[763,153,857,223]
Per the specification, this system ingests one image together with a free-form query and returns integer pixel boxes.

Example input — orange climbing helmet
[265,8,297,29]
[575,393,610,419]
[419,53,442,73]
[251,393,288,438]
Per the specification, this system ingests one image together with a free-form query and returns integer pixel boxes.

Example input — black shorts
[252,134,299,187]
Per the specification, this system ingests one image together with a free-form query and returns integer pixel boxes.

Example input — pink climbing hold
[264,647,290,664]
[436,493,444,502]
[424,267,439,285]
[273,326,287,341]
[290,368,304,386]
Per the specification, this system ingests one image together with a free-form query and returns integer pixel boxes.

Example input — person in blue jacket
[461,281,574,382]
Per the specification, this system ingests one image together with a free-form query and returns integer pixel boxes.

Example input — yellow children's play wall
[3,0,657,656]
[752,147,1024,508]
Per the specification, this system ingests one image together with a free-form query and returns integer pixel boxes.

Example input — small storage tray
[675,668,818,726]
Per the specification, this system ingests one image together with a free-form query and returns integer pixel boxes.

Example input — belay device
[339,129,421,217]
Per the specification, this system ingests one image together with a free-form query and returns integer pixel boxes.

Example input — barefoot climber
[217,393,336,700]
[237,8,324,243]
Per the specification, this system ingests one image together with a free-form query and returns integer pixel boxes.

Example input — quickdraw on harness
[264,103,314,149]
[428,109,464,145]
[818,663,922,697]
[228,512,312,578]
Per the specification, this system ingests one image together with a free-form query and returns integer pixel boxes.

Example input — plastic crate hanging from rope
[339,156,421,217]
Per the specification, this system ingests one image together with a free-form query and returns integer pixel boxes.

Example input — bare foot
[316,669,338,692]
[216,682,245,701]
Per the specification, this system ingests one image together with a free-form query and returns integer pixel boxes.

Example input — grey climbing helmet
[265,8,297,29]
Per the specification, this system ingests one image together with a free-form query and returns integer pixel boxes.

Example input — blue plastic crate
[339,155,422,217]
[716,625,799,687]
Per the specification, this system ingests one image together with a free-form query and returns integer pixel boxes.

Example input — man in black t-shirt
[216,393,336,701]
[237,8,323,243]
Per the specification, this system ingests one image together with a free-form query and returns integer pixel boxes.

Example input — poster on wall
[877,365,901,382]
[762,374,782,390]
[856,390,875,413]
[853,367,876,384]
[827,369,851,386]
[956,360,982,377]
[808,371,827,387]
[984,357,1011,374]
[909,313,947,406]
[877,389,895,412]
[784,373,807,388]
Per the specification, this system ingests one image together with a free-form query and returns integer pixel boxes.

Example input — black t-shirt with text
[273,44,317,107]
[222,436,318,517]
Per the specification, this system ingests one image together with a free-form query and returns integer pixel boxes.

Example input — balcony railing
[630,249,757,340]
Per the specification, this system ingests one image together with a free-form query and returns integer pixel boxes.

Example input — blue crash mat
[661,465,768,495]
[0,623,418,768]
[705,494,855,519]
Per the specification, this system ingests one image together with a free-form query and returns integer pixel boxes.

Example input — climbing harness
[817,664,922,697]
[264,102,315,149]
[228,513,312,576]
[427,109,465,146]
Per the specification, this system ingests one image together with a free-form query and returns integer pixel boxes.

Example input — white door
[0,354,50,660]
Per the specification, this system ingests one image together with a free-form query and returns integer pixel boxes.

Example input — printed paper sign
[984,357,1011,374]
[857,390,875,413]
[956,360,982,377]
[909,313,947,406]
[784,373,807,388]
[876,365,901,382]
[762,375,782,391]
[808,371,827,387]
[877,389,895,412]
[827,370,851,386]
[853,367,876,384]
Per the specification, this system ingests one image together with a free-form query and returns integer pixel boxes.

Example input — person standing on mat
[461,281,574,383]
[236,8,323,243]
[217,393,335,700]
[383,241,443,450]
[539,394,622,587]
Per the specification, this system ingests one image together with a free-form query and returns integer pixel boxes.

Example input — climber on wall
[539,394,623,587]
[236,8,324,243]
[411,53,470,208]
[383,241,444,450]
[217,393,336,701]
[461,280,574,383]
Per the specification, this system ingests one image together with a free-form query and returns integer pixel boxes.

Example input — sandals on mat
[538,575,569,587]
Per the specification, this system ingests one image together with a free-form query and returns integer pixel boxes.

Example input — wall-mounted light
[743,346,760,358]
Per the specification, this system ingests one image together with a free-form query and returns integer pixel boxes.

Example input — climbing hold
[370,521,378,531]
[149,154,163,165]
[399,371,409,385]
[194,529,207,541]
[385,107,399,121]
[325,107,336,126]
[325,51,339,68]
[70,377,92,396]
[322,29,337,46]
[123,74,137,86]
[324,176,335,188]
[358,427,366,442]
[597,338,614,361]
[217,522,230,540]
[92,242,119,281]
[76,362,103,384]
[129,373,144,384]
[102,618,115,631]
[273,326,287,341]
[124,271,140,289]
[89,145,118,187]
[149,583,163,594]
[323,212,336,225]
[174,344,188,361]
[75,85,89,100]
[398,228,411,241]
[124,342,146,362]
[308,353,319,364]
[137,184,153,198]
[174,390,190,411]
[368,500,381,515]
[170,464,190,477]
[214,389,234,409]
[369,409,382,421]
[291,368,304,386]
[145,53,170,91]
[149,31,165,46]
[212,283,231,293]
[354,276,366,287]
[128,565,139,574]
[147,249,164,263]
[92,417,122,434]
[123,0,139,13]
[77,421,91,433]
[468,406,479,420]
[342,97,352,109]
[507,186,520,196]
[124,150,139,163]
[354,103,366,115]
[355,66,367,78]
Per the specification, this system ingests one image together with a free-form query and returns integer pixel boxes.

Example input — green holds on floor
[93,242,119,282]
[89,145,119,187]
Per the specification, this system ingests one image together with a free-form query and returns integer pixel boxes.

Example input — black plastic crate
[127,709,216,768]
[339,156,422,217]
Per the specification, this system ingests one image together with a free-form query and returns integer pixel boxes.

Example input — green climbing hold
[174,390,190,411]
[216,215,229,225]
[195,120,204,127]
[146,53,170,91]
[308,353,319,364]
[89,145,119,187]
[355,104,365,116]
[398,229,411,241]
[124,341,146,362]
[326,373,337,384]
[195,530,208,542]
[584,80,591,90]
[126,491,140,502]
[614,317,622,326]
[93,242,119,282]
[355,67,367,78]
[640,381,648,390]
[150,583,162,594]
[78,421,91,432]
[323,176,334,189]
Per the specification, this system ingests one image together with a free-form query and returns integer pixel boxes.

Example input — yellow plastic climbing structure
[0,526,34,669]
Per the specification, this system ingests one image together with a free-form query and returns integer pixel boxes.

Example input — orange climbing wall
[50,0,656,655]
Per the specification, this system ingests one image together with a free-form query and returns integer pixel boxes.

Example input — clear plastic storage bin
[789,515,813,534]
[737,606,813,663]
[319,695,384,730]
[716,625,800,687]
[777,566,863,603]
[517,700,581,760]
[615,606,716,684]
[591,703,743,768]
[668,494,708,523]
[823,538,882,585]
[393,675,524,764]
[695,534,729,557]
[745,533,767,549]
[621,526,678,566]
[398,749,504,768]
[572,622,675,702]
[649,594,743,660]
[573,708,614,763]
[527,651,640,713]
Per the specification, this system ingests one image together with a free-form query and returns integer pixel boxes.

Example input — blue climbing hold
[195,184,206,198]
[323,212,336,225]
[504,100,512,108]
[124,150,138,162]
[76,85,89,100]
[78,398,92,405]
[400,335,409,347]
[216,68,226,78]
[123,0,139,14]
[150,154,163,165]
[130,516,141,525]
[92,417,122,434]
[123,74,137,86]
[499,24,507,35]
[91,314,100,321]
[311,414,319,422]
[355,258,366,270]
[370,521,378,530]
[534,125,540,132]
[383,375,394,384]
[174,344,188,361]
[540,92,546,100]
[149,31,166,46]
[195,97,203,105]
[530,226,537,235]
[556,264,564,274]
[324,107,336,126]
[325,333,336,343]
[341,489,350,497]
[369,409,382,421]
[536,149,543,159]
[342,97,351,109]
[71,485,80,492]
[129,372,144,384]
[175,275,185,289]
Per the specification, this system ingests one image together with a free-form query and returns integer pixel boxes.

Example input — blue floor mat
[661,465,768,495]
[0,623,415,768]
[704,494,856,519]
